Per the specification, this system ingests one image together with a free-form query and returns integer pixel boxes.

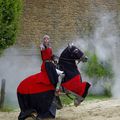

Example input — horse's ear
[68,43,71,52]
[68,43,70,48]
[68,43,74,49]
[68,43,74,52]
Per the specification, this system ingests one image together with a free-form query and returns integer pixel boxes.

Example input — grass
[0,49,4,56]
[86,94,111,101]
[60,95,75,105]
[60,94,111,106]
[0,106,14,112]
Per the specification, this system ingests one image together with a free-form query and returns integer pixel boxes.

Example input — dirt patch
[0,99,120,120]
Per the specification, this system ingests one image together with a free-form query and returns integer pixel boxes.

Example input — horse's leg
[17,93,37,120]
[62,76,91,97]
[29,90,57,119]
[62,75,91,106]
[18,91,57,120]
[74,82,91,106]
[55,96,63,109]
[82,82,91,98]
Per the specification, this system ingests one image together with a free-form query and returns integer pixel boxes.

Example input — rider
[40,34,64,94]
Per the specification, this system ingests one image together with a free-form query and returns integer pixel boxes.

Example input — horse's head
[59,44,88,63]
[68,44,84,60]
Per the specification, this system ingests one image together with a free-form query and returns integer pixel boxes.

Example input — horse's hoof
[36,115,54,120]
[42,118,55,120]
[36,117,42,120]
[25,114,37,120]
[74,96,84,107]
[25,117,35,120]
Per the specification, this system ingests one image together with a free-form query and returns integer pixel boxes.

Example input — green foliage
[0,106,13,112]
[0,48,3,55]
[60,94,111,106]
[82,52,114,96]
[60,95,75,105]
[0,0,22,50]
[83,53,114,79]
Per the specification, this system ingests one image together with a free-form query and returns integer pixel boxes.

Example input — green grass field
[60,94,111,105]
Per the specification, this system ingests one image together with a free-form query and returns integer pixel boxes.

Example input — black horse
[17,44,91,120]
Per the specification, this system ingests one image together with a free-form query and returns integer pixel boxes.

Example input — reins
[58,57,82,65]
[56,55,82,61]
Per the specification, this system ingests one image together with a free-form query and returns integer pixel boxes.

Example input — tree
[0,0,22,51]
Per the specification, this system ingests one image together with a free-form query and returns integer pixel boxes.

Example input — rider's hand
[55,89,61,96]
[52,55,59,64]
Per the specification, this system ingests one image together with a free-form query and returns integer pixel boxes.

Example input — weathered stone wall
[16,0,119,47]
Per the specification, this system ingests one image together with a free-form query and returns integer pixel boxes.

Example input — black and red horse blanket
[17,45,91,120]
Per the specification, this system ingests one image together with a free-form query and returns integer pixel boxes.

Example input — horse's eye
[73,49,79,54]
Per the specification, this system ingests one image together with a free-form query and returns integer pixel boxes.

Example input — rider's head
[43,35,50,47]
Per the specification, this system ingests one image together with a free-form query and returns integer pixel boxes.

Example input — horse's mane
[59,46,71,60]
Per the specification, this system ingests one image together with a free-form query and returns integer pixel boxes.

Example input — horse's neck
[59,48,78,71]
[59,60,80,83]
[59,60,77,71]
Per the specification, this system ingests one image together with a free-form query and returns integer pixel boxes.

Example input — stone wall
[16,0,119,47]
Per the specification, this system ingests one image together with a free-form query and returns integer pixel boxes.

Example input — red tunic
[40,47,53,72]
[17,47,55,94]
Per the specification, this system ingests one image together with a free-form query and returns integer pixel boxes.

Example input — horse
[17,44,91,120]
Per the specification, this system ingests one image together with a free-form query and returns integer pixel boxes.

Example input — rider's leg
[55,69,65,94]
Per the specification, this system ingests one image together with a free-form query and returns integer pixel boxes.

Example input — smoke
[0,46,40,107]
[0,12,120,109]
[93,12,120,98]
[73,12,120,97]
[112,40,120,98]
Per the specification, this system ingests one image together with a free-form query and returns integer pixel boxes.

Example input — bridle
[57,53,84,65]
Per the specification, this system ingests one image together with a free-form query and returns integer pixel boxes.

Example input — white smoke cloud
[93,12,120,98]
[0,11,120,109]
[72,12,120,97]
[0,46,41,107]
[112,39,120,98]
